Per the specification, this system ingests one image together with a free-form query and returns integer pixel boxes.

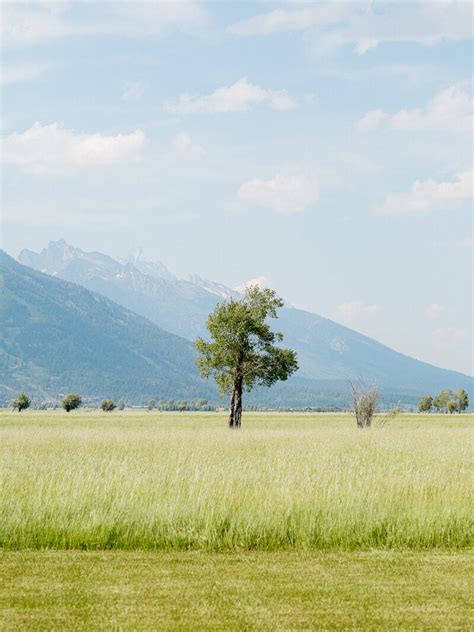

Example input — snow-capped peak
[188,275,238,299]
[234,276,270,294]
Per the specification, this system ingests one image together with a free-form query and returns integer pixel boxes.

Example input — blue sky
[1,1,472,375]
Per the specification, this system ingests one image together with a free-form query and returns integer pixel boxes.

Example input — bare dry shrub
[349,382,379,428]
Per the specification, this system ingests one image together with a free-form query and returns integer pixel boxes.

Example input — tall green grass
[1,412,472,550]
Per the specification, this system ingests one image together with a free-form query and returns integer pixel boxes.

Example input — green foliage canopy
[196,287,298,394]
[100,399,116,412]
[427,389,469,413]
[62,393,82,412]
[433,390,453,412]
[457,389,469,412]
[418,395,433,412]
[12,392,30,412]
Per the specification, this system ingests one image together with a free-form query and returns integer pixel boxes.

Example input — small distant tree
[433,390,453,413]
[457,389,469,413]
[177,400,187,412]
[100,399,116,412]
[418,395,433,413]
[349,382,379,428]
[196,286,298,428]
[12,393,30,412]
[447,399,458,414]
[116,400,125,411]
[147,399,156,411]
[62,393,82,412]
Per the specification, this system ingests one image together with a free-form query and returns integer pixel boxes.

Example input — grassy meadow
[1,410,473,630]
[1,410,472,551]
[2,550,472,630]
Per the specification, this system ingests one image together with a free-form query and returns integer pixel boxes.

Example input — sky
[0,0,473,375]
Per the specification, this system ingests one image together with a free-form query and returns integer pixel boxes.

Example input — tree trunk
[228,376,243,429]
[234,376,243,428]
[228,386,236,428]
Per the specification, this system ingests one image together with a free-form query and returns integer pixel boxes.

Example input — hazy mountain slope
[277,308,471,394]
[0,252,213,402]
[20,241,224,340]
[18,241,473,404]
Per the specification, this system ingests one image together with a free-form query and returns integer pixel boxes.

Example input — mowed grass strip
[1,550,472,631]
[0,412,472,550]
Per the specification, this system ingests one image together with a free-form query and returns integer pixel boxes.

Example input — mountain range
[8,239,472,406]
[0,251,212,402]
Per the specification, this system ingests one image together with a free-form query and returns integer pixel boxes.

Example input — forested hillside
[0,252,214,402]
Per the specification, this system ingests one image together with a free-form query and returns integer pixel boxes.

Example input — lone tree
[100,399,116,412]
[418,395,433,413]
[12,393,30,412]
[196,286,298,428]
[62,393,82,412]
[349,382,379,428]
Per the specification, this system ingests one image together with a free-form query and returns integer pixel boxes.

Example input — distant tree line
[7,394,345,413]
[7,385,393,431]
[8,389,470,416]
[244,404,344,412]
[418,389,469,413]
[146,398,215,412]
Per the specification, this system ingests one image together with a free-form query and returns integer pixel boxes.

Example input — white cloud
[357,86,473,133]
[337,300,384,320]
[164,78,297,114]
[237,172,319,214]
[1,122,146,175]
[228,3,355,37]
[1,2,79,49]
[390,86,473,133]
[355,38,379,55]
[234,276,270,294]
[1,61,50,84]
[432,327,468,351]
[170,132,205,159]
[377,169,473,215]
[2,1,206,48]
[229,1,472,55]
[425,303,444,320]
[270,90,298,111]
[121,81,144,102]
[355,109,388,131]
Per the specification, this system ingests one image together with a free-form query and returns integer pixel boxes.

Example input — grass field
[1,411,472,551]
[2,550,472,630]
[1,411,472,629]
